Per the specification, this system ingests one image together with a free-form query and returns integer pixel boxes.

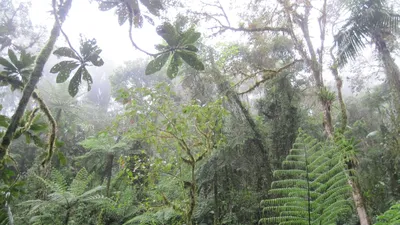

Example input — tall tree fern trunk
[105,153,114,197]
[0,0,73,162]
[375,34,400,123]
[348,179,371,225]
[331,54,370,225]
[213,157,220,225]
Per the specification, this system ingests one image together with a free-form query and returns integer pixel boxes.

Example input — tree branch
[238,59,302,95]
[0,0,72,164]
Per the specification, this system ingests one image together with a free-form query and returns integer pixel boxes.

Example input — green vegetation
[0,0,399,224]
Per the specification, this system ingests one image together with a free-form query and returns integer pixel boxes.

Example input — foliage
[95,0,163,27]
[50,37,104,97]
[117,83,227,224]
[335,0,400,65]
[146,21,204,78]
[260,131,352,225]
[375,203,400,225]
[19,168,110,225]
[0,48,35,88]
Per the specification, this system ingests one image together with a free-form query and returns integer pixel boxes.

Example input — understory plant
[260,131,352,224]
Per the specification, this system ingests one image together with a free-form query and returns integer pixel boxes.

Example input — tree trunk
[105,153,114,197]
[331,54,370,225]
[0,0,73,162]
[213,157,220,225]
[212,67,273,189]
[375,34,400,118]
[64,207,70,225]
[348,179,372,225]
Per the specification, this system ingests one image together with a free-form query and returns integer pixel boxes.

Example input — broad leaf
[156,22,179,46]
[177,50,204,71]
[88,49,104,66]
[29,122,48,132]
[139,0,163,16]
[143,14,155,25]
[98,1,118,11]
[154,44,169,51]
[0,57,16,71]
[145,52,171,75]
[117,4,129,26]
[80,38,100,61]
[180,28,201,45]
[184,44,198,52]
[131,0,143,28]
[53,47,80,60]
[81,66,93,91]
[50,61,80,83]
[8,49,21,69]
[167,53,182,79]
[0,115,9,127]
[20,51,35,68]
[68,66,84,97]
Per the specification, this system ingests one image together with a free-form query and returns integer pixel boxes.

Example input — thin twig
[52,0,82,62]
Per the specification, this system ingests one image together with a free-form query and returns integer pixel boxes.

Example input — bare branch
[238,59,302,95]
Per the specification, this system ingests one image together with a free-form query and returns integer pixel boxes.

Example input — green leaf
[81,66,93,91]
[57,151,67,166]
[117,4,129,26]
[29,122,48,132]
[88,49,104,67]
[156,22,179,46]
[20,51,36,68]
[98,1,118,11]
[145,52,171,75]
[0,57,16,71]
[139,0,163,16]
[177,50,204,71]
[155,44,168,51]
[0,115,9,127]
[68,66,83,97]
[50,61,80,83]
[8,49,21,69]
[184,44,198,52]
[167,53,181,79]
[53,47,80,60]
[180,28,201,45]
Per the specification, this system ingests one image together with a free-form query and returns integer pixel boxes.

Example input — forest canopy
[0,0,400,224]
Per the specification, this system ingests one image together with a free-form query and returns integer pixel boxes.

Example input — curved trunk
[208,50,273,189]
[0,0,73,162]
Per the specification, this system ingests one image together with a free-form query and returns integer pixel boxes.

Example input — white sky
[25,0,395,94]
[29,0,162,65]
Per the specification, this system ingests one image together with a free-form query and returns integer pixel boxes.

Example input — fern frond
[69,167,92,196]
[260,131,352,225]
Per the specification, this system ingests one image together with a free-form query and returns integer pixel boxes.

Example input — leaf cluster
[146,22,204,78]
[50,37,104,97]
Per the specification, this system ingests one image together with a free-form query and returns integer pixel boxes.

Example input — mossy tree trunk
[0,0,73,163]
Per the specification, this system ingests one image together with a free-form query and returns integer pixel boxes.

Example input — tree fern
[20,168,111,225]
[375,203,400,225]
[260,131,352,225]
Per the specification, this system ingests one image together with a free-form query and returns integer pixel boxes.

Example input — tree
[260,131,353,225]
[118,84,227,225]
[335,0,400,115]
[20,168,109,225]
[0,0,73,165]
